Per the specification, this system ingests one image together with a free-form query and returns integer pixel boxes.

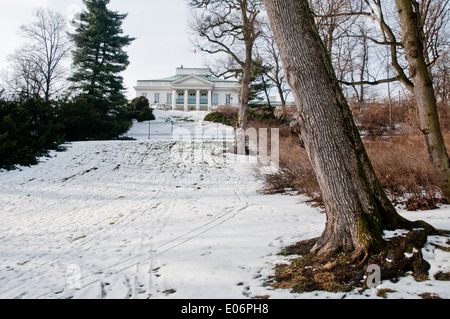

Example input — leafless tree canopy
[188,0,264,129]
[309,0,449,102]
[254,24,290,111]
[188,0,264,77]
[3,8,72,100]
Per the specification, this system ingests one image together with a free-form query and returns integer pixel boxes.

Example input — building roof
[138,74,237,83]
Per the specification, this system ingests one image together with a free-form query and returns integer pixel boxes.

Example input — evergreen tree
[0,94,64,170]
[69,0,135,109]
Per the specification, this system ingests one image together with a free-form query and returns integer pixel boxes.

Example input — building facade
[134,67,240,111]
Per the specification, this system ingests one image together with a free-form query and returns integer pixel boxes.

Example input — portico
[172,88,212,111]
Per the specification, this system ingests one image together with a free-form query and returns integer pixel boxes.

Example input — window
[177,92,184,104]
[200,93,208,104]
[154,93,160,103]
[167,93,172,104]
[213,94,219,105]
[226,94,231,104]
[141,93,147,98]
[188,93,196,104]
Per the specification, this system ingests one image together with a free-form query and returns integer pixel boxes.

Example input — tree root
[271,225,448,295]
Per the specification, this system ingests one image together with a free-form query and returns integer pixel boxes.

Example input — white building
[134,66,240,111]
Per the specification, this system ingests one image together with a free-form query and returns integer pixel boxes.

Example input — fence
[126,120,235,141]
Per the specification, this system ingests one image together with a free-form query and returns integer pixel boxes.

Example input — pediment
[172,75,213,86]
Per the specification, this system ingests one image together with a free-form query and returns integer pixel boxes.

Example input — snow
[0,109,449,299]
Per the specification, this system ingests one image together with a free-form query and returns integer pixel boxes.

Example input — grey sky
[0,0,203,99]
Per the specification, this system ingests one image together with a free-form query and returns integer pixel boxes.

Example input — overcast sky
[0,0,204,99]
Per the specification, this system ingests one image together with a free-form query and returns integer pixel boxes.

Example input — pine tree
[69,0,135,109]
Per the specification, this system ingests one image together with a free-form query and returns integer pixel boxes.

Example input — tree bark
[263,0,409,259]
[238,42,252,130]
[395,0,450,200]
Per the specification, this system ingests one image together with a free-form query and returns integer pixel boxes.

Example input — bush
[204,111,238,127]
[0,93,134,170]
[260,133,320,201]
[351,102,416,136]
[126,96,155,122]
[249,103,276,122]
[204,104,284,127]
[57,95,133,141]
[366,134,448,210]
[0,95,64,170]
[0,87,138,169]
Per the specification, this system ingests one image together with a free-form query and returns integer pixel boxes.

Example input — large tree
[69,0,135,109]
[394,0,450,200]
[188,0,264,130]
[263,0,426,259]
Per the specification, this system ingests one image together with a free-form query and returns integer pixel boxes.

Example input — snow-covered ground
[0,109,449,299]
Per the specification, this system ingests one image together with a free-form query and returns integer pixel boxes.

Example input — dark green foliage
[126,96,155,122]
[204,105,278,127]
[249,103,276,121]
[69,0,135,109]
[0,94,133,170]
[64,0,135,141]
[57,95,133,141]
[248,57,274,104]
[0,95,64,170]
[204,110,238,127]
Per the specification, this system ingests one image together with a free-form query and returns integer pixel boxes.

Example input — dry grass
[215,105,238,119]
[365,134,449,209]
[255,101,450,210]
[259,133,319,199]
[261,132,450,210]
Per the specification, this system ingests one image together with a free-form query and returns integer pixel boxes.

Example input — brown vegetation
[249,100,450,210]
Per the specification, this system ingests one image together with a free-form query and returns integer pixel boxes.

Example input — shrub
[57,96,133,141]
[365,134,448,209]
[126,96,155,122]
[260,133,320,201]
[0,95,64,170]
[204,104,286,127]
[261,130,449,210]
[351,102,416,136]
[249,103,276,122]
[204,106,238,127]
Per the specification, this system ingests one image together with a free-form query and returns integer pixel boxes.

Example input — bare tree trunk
[276,84,287,116]
[239,44,252,130]
[263,0,409,259]
[395,0,450,200]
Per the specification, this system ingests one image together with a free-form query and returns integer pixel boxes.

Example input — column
[196,89,200,111]
[172,89,176,110]
[208,90,212,111]
[184,89,188,112]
